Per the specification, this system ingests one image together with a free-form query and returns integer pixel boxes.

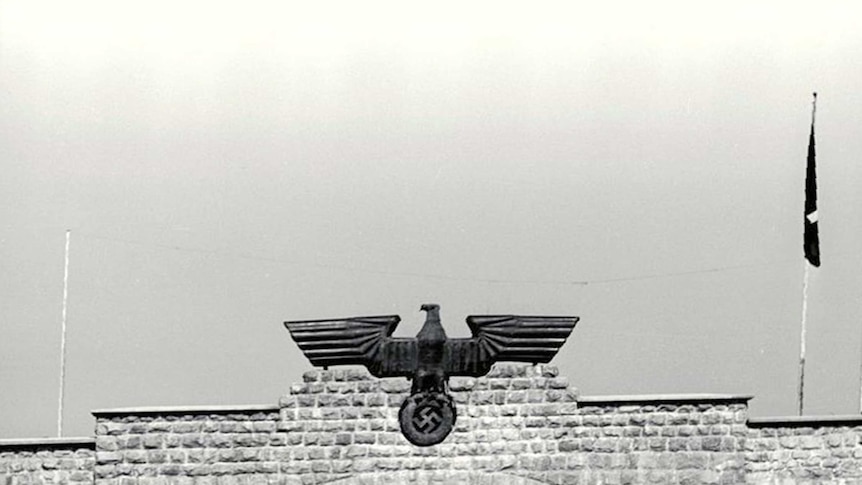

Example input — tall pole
[57,230,71,437]
[798,93,818,416]
[858,323,862,413]
[798,261,810,415]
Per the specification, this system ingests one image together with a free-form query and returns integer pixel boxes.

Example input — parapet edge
[748,415,862,428]
[91,404,279,418]
[0,437,95,451]
[578,393,754,406]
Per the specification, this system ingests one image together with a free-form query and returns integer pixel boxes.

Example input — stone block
[172,423,202,434]
[70,469,93,482]
[176,435,202,449]
[97,437,119,451]
[801,436,822,450]
[594,438,616,453]
[487,365,517,379]
[779,436,799,449]
[126,450,147,464]
[701,437,722,452]
[100,422,127,436]
[120,436,143,449]
[96,452,122,465]
[628,414,646,426]
[510,379,532,390]
[354,433,376,445]
[559,403,578,416]
[526,390,545,403]
[358,385,380,398]
[325,381,354,394]
[649,438,668,451]
[252,421,276,433]
[668,438,688,452]
[380,379,410,393]
[143,434,165,449]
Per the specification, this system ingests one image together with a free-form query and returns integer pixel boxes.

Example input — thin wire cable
[77,231,796,287]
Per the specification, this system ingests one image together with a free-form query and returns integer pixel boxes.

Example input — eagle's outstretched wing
[284,315,417,378]
[444,315,578,377]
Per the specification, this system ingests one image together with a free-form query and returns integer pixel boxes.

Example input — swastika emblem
[412,404,443,433]
[399,392,456,446]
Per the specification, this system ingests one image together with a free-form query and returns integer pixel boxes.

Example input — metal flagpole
[858,323,862,413]
[798,261,810,415]
[57,230,71,436]
[798,93,818,416]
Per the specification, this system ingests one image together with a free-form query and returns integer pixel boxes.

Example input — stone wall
[278,364,578,484]
[85,365,752,484]
[4,365,862,484]
[564,395,749,484]
[746,415,862,484]
[91,405,282,485]
[0,438,94,485]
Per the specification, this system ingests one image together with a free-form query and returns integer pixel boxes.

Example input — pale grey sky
[2,1,862,438]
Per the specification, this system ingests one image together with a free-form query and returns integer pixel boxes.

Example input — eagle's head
[420,303,440,312]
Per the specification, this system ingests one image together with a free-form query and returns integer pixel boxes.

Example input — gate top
[284,304,578,445]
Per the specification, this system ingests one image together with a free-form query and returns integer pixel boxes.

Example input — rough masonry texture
[0,438,94,485]
[746,416,862,483]
[3,364,862,484]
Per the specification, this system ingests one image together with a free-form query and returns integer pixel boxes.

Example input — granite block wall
[91,406,282,485]
[83,365,751,484]
[0,438,94,485]
[562,395,749,484]
[746,416,862,484]
[276,364,579,484]
[4,364,862,484]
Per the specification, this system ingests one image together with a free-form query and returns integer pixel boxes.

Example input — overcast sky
[2,1,862,439]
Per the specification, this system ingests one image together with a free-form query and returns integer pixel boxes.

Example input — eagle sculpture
[284,303,578,446]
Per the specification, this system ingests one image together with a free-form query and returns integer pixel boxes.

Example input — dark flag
[804,94,820,267]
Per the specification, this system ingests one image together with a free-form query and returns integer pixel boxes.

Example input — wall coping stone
[578,393,753,406]
[91,404,278,417]
[0,437,95,451]
[748,414,862,428]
